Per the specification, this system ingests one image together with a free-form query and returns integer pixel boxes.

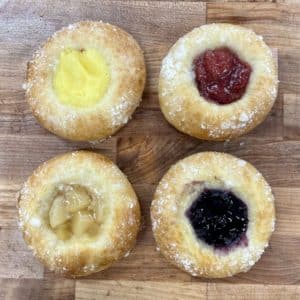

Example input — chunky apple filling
[49,185,104,240]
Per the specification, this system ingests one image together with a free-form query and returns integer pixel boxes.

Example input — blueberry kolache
[159,23,278,140]
[25,21,146,141]
[17,151,140,277]
[151,152,275,278]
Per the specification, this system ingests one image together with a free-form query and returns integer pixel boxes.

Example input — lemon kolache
[25,21,146,141]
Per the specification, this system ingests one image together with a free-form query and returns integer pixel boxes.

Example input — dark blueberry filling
[185,189,248,249]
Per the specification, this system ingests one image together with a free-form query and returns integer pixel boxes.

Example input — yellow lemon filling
[53,48,110,107]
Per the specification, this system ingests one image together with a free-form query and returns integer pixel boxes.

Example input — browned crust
[159,23,278,141]
[151,152,275,278]
[26,21,146,141]
[17,151,141,277]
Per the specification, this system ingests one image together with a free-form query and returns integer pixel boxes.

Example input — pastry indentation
[193,47,252,105]
[53,48,110,107]
[49,184,104,240]
[185,188,248,250]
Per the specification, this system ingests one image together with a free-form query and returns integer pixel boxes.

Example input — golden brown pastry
[25,21,146,141]
[159,23,278,140]
[17,151,140,277]
[151,152,275,278]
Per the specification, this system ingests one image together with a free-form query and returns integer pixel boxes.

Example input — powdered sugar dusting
[239,112,249,122]
[161,56,184,81]
[237,159,247,167]
[29,217,41,228]
[124,251,131,258]
[82,264,96,273]
[110,95,134,127]
[67,24,76,31]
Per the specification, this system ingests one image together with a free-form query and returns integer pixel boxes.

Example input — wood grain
[284,94,300,139]
[117,136,300,188]
[206,283,300,300]
[0,229,44,279]
[75,280,300,300]
[75,280,207,300]
[0,0,299,299]
[0,279,75,300]
[0,134,116,185]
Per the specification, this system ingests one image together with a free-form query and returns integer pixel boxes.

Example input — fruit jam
[186,189,248,250]
[194,47,252,105]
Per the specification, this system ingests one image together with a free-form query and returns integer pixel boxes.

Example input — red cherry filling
[194,47,252,105]
[185,189,248,250]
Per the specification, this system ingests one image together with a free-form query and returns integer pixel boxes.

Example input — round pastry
[25,21,146,141]
[151,152,275,278]
[17,151,140,277]
[159,23,278,141]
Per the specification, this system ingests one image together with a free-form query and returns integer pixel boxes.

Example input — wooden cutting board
[0,1,299,299]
